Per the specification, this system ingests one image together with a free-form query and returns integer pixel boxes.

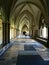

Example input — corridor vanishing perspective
[0,0,49,65]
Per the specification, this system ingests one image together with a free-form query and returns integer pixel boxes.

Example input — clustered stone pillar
[16,29,19,37]
[8,23,10,43]
[2,22,10,46]
[2,22,5,46]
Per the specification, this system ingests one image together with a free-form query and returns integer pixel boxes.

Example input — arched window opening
[0,8,3,47]
[10,27,14,39]
[42,26,48,39]
[0,18,2,45]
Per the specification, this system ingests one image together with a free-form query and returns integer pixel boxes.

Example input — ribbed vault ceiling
[0,0,48,30]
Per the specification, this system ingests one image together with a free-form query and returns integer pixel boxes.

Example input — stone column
[7,23,10,43]
[32,30,33,36]
[2,22,10,46]
[5,23,8,44]
[2,22,5,46]
[16,29,19,37]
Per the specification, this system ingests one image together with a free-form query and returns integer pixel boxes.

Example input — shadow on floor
[16,55,49,65]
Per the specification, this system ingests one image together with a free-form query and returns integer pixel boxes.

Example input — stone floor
[0,37,49,65]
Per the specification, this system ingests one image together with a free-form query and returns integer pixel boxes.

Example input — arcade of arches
[0,0,49,65]
[0,0,49,47]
